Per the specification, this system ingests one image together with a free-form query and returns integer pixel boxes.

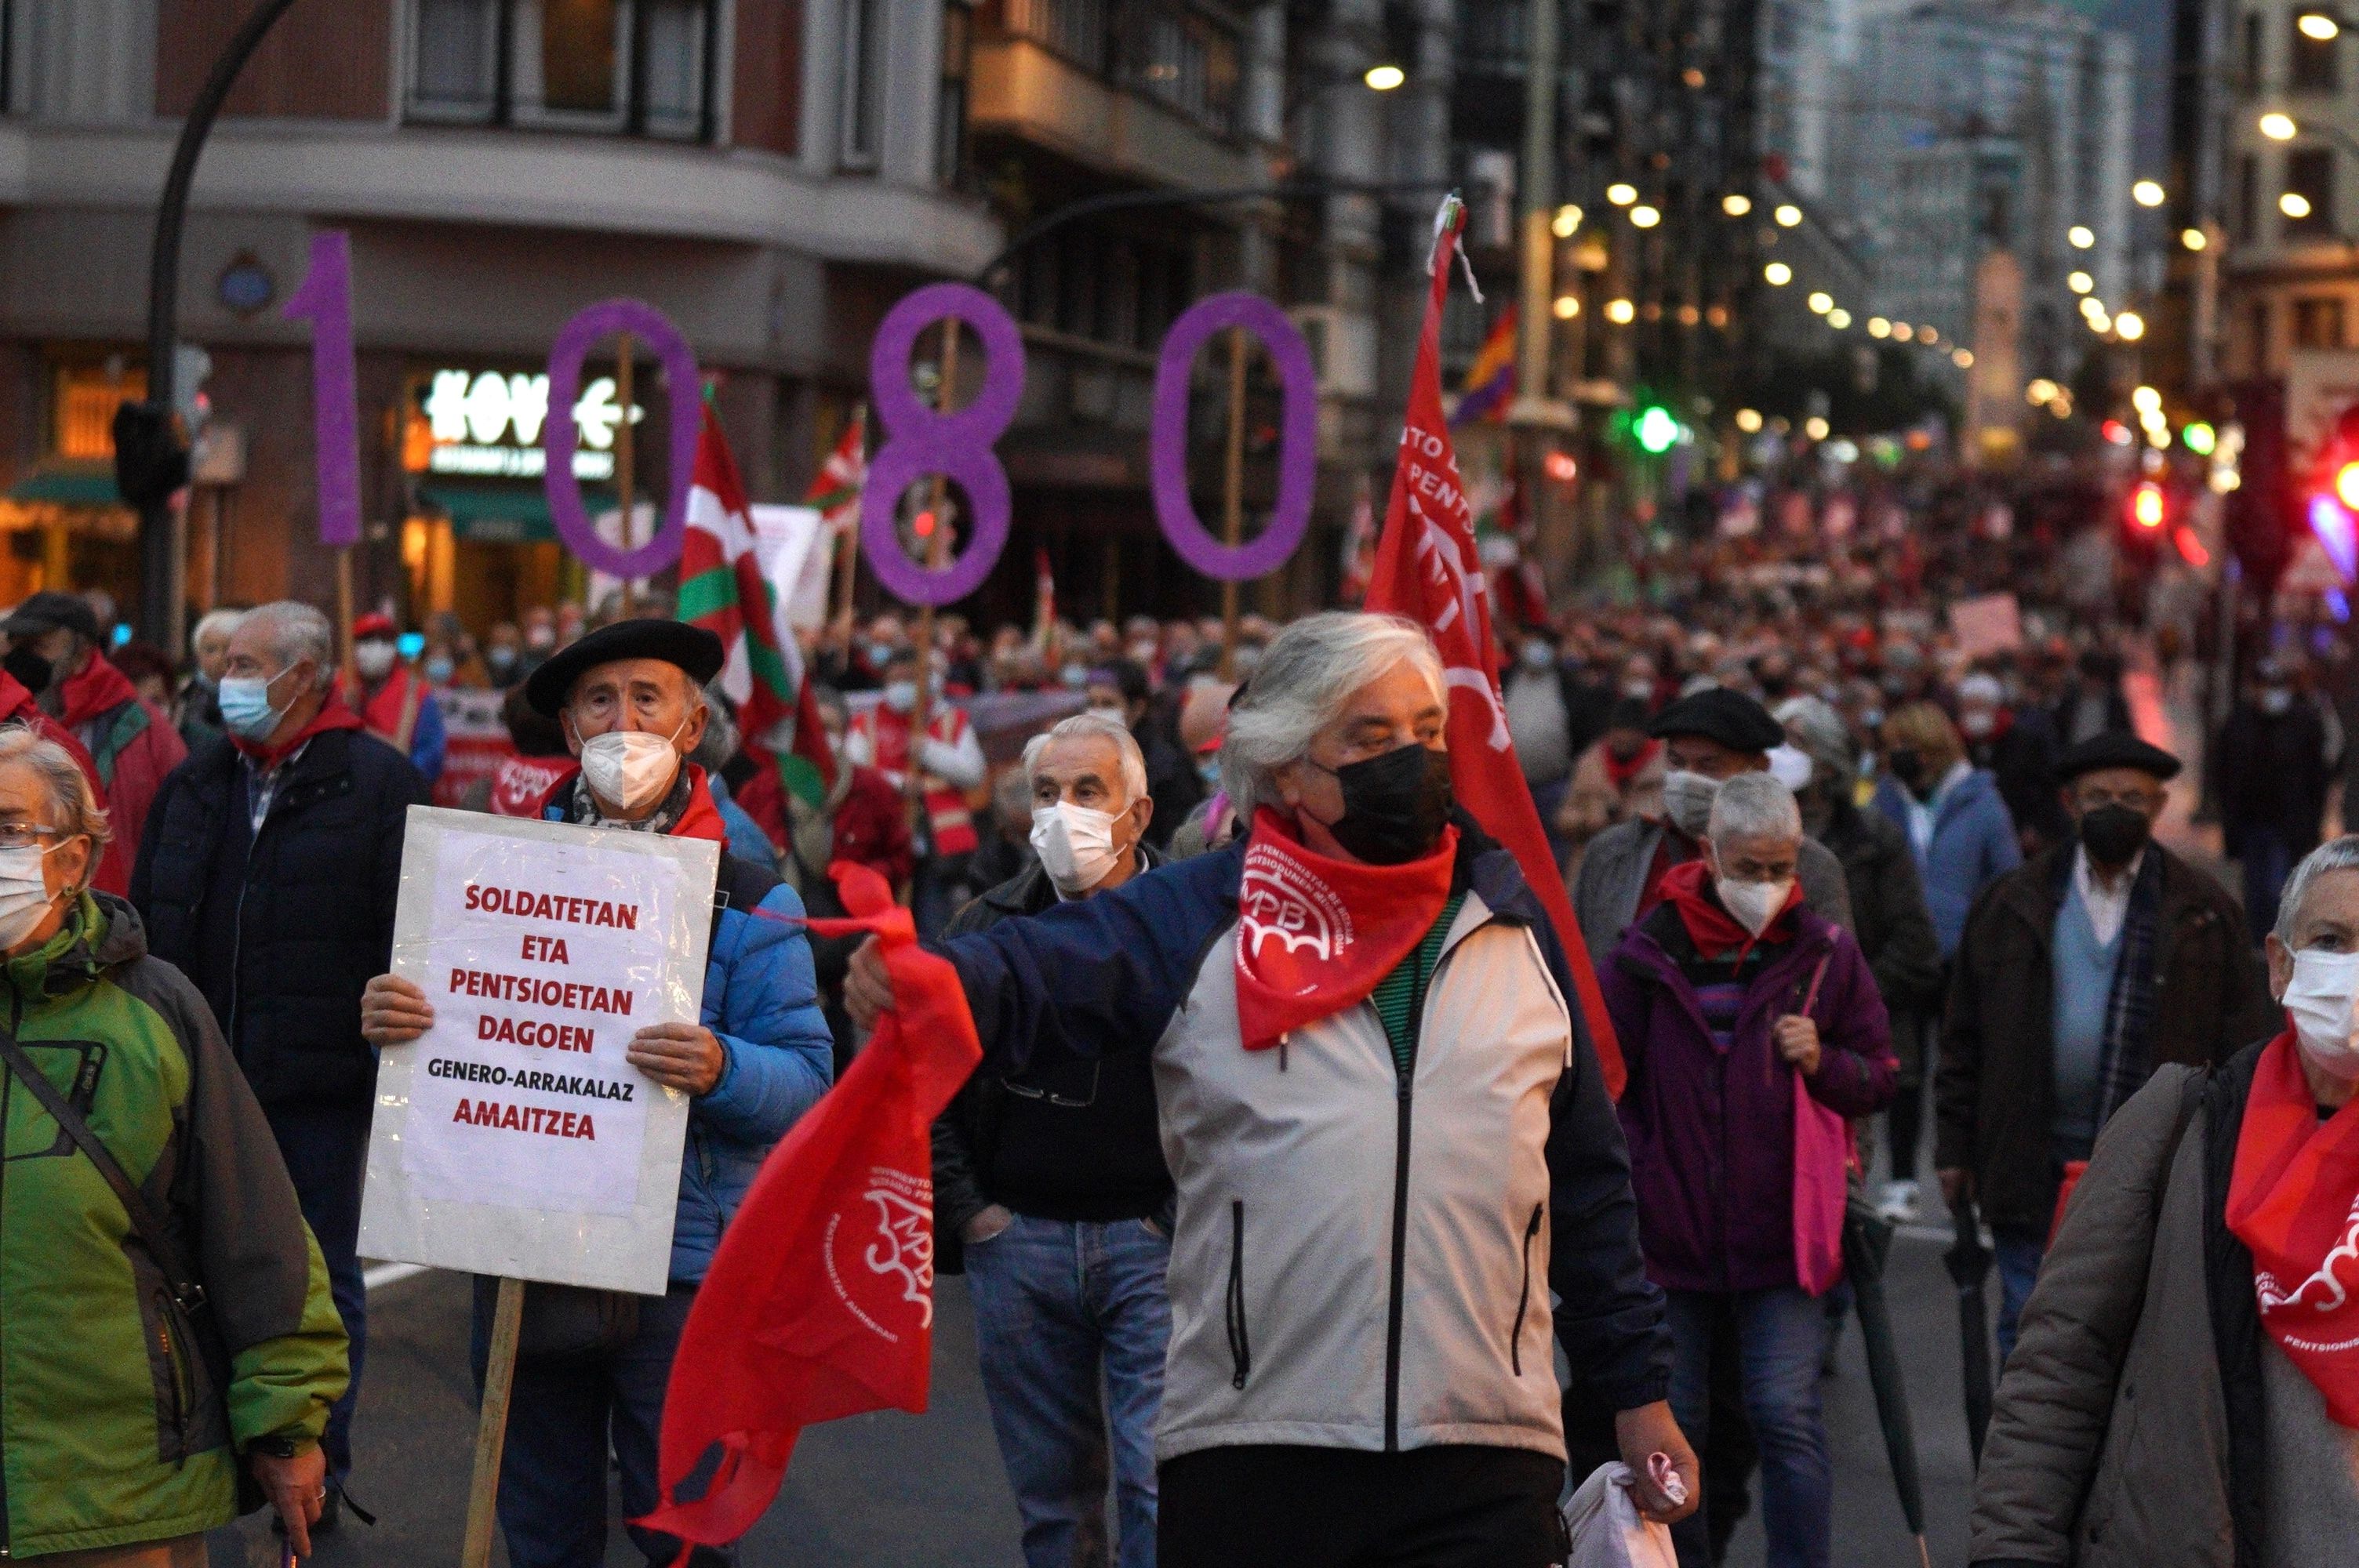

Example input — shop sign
[418,368,642,481]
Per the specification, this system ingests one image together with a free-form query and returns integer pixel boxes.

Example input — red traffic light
[2128,481,2166,531]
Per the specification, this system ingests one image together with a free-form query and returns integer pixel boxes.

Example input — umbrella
[1842,1200,1933,1568]
[1945,1194,1996,1468]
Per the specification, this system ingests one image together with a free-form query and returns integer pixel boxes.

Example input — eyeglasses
[0,825,70,852]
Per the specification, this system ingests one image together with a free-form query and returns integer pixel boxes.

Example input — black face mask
[4,647,53,696]
[1885,747,1926,791]
[2078,803,2151,867]
[1317,742,1454,865]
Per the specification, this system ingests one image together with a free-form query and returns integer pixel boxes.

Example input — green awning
[5,468,121,507]
[414,484,615,544]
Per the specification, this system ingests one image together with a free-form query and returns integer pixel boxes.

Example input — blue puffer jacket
[541,767,833,1281]
[1873,766,2021,958]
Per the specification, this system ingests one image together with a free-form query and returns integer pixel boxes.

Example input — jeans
[1665,1287,1831,1568]
[471,1282,731,1568]
[263,1099,371,1486]
[2240,826,2297,949]
[965,1214,1172,1568]
[1994,1226,2047,1367]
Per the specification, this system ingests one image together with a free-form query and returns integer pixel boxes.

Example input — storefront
[0,357,150,612]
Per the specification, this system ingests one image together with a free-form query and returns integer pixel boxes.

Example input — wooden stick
[334,546,354,687]
[1218,324,1247,682]
[906,321,961,830]
[460,1276,526,1568]
[616,332,637,618]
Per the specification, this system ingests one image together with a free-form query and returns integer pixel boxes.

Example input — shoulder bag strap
[0,1032,206,1314]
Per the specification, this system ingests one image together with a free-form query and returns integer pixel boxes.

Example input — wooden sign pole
[1217,325,1247,682]
[459,1276,525,1568]
[905,321,962,833]
[616,333,637,619]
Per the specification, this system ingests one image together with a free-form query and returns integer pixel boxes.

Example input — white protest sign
[1948,592,2023,659]
[359,806,721,1294]
[749,503,833,632]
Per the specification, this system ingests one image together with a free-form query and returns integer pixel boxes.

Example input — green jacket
[1,892,347,1559]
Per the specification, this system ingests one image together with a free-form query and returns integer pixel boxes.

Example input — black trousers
[1159,1443,1568,1568]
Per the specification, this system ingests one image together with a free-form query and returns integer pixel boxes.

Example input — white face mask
[1714,858,1795,938]
[1030,801,1128,895]
[1767,744,1815,792]
[354,641,397,681]
[1661,769,1720,838]
[1087,702,1128,723]
[2283,948,2359,1081]
[578,718,686,815]
[0,840,70,952]
[883,680,918,713]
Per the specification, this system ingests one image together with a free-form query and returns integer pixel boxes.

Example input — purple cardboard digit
[1148,292,1318,581]
[283,231,362,549]
[543,300,701,580]
[860,283,1023,606]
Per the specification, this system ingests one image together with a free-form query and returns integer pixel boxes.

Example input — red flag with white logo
[1364,197,1626,1097]
[639,862,981,1552]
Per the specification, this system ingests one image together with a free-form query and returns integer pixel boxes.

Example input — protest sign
[1948,592,2023,659]
[433,686,514,809]
[358,806,720,1296]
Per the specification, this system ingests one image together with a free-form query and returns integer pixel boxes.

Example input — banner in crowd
[433,685,514,809]
[358,807,719,1295]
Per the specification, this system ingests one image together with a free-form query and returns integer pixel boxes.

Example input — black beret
[2055,730,2181,784]
[1647,685,1784,753]
[1,590,100,644]
[524,618,725,717]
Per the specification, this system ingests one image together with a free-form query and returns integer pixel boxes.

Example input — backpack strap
[0,1032,206,1316]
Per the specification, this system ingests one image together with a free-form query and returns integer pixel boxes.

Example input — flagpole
[460,1276,525,1568]
[1218,325,1246,681]
[616,332,637,619]
[831,412,863,626]
[906,323,961,840]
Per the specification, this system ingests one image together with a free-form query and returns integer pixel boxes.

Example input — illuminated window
[49,362,148,462]
[407,0,715,140]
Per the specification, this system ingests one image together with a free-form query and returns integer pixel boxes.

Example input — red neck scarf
[1232,807,1457,1051]
[231,694,366,772]
[56,655,139,730]
[1656,856,1799,962]
[1601,739,1659,790]
[2227,1032,2359,1427]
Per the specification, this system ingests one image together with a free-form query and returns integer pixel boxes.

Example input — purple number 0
[861,284,1023,606]
[284,231,362,549]
[543,299,701,580]
[1149,292,1318,581]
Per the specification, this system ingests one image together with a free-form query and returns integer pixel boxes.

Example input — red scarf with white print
[2228,1031,2359,1427]
[1231,807,1456,1052]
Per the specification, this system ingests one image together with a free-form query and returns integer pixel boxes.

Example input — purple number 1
[283,230,362,548]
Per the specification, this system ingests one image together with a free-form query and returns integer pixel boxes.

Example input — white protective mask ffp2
[1030,801,1127,895]
[2283,948,2359,1081]
[0,840,68,951]
[579,720,686,815]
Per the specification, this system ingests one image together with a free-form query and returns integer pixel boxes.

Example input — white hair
[2277,835,2359,944]
[0,725,111,863]
[1709,769,1802,843]
[242,601,336,692]
[1023,711,1148,802]
[1774,695,1853,780]
[1219,612,1445,820]
[191,607,247,648]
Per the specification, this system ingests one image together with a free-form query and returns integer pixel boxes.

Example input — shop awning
[5,467,121,507]
[414,484,618,545]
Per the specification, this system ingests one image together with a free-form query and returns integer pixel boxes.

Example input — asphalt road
[203,1227,1986,1566]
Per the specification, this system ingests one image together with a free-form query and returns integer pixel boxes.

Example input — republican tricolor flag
[679,405,838,806]
[1365,198,1625,1096]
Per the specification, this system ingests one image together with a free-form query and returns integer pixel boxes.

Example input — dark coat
[1819,797,1944,1021]
[130,728,428,1108]
[1933,843,2275,1232]
[2215,698,2333,856]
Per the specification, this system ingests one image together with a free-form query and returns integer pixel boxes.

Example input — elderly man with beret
[1936,731,2275,1359]
[358,618,835,1568]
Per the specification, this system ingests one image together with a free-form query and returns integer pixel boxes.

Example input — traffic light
[2127,479,2167,532]
[111,401,187,510]
[1634,404,1679,455]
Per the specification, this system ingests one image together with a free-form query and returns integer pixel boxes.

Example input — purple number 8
[861,284,1024,607]
[1149,293,1318,581]
[543,299,702,581]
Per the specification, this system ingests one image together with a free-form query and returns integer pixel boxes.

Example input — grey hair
[242,601,336,692]
[1219,612,1445,819]
[191,607,246,648]
[0,724,112,866]
[2277,835,2359,944]
[691,681,740,771]
[1709,769,1802,843]
[1023,711,1148,802]
[1774,695,1855,781]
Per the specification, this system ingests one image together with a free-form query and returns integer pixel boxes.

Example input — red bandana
[1232,807,1457,1052]
[230,694,366,772]
[1601,739,1659,790]
[56,655,139,730]
[2228,1032,2359,1428]
[1656,857,1800,962]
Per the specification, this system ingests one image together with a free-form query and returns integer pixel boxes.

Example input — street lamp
[2261,111,2300,141]
[1605,298,1636,324]
[1551,204,1583,238]
[1953,348,1975,368]
[2068,270,2093,293]
[2068,225,2095,249]
[2132,180,2167,208]
[1893,321,1916,341]
[1867,316,1892,337]
[1722,194,1753,216]
[2283,191,2316,220]
[1606,182,1638,206]
[2300,9,2342,39]
[2183,227,2208,250]
[1826,308,1852,328]
[1363,64,1406,90]
[1807,291,1833,313]
[1553,294,1581,319]
[1630,205,1662,228]
[1763,261,1793,285]
[1774,204,1803,227]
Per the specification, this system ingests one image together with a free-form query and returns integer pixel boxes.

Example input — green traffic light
[2181,420,2216,456]
[1635,405,1680,455]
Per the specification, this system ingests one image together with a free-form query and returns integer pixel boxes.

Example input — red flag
[639,862,982,1552]
[1365,198,1626,1098]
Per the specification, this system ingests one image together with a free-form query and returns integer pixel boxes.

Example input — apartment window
[1005,0,1110,69]
[2249,297,2272,374]
[838,0,886,165]
[49,361,147,461]
[2292,13,2338,93]
[2239,151,2260,241]
[2286,146,2335,236]
[938,2,971,187]
[2245,11,2265,90]
[1123,2,1238,135]
[2295,296,2347,348]
[407,0,717,140]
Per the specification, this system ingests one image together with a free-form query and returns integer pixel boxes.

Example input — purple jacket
[1604,903,1896,1294]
